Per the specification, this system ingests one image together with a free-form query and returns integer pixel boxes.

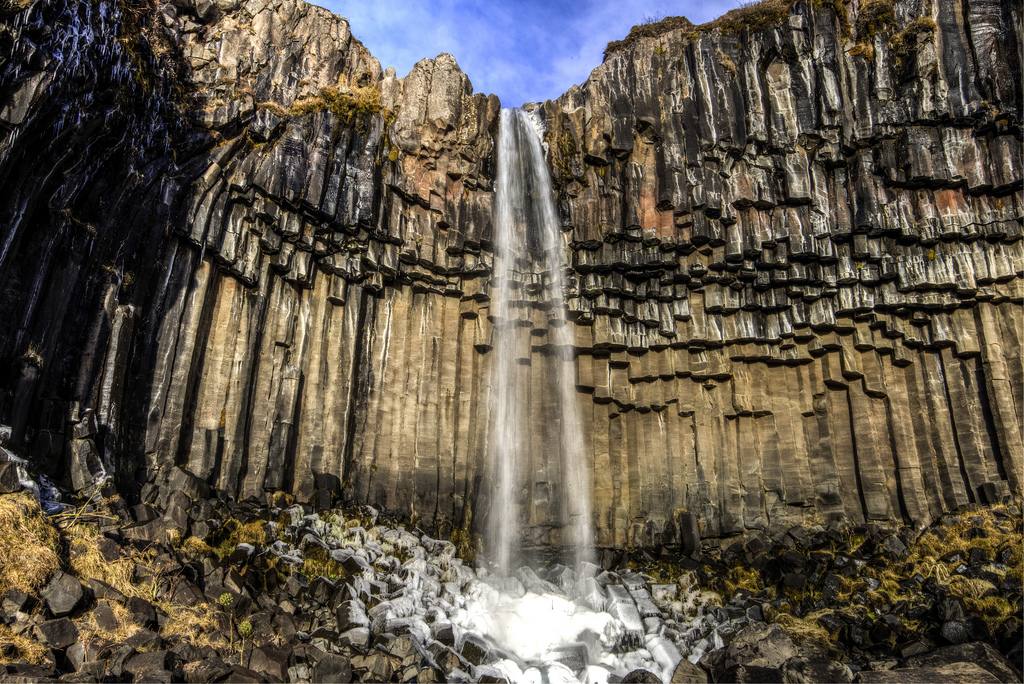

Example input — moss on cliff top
[258,83,390,128]
[603,16,695,60]
[603,0,795,59]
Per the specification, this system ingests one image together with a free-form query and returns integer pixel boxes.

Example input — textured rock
[40,572,85,618]
[856,662,1002,683]
[0,0,1019,549]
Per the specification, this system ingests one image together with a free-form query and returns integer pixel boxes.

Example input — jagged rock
[458,634,490,666]
[125,651,175,679]
[41,572,85,618]
[2,589,29,614]
[182,658,233,683]
[247,645,289,680]
[312,653,353,683]
[903,642,1022,682]
[0,461,20,493]
[127,597,158,630]
[699,623,798,679]
[36,617,79,649]
[670,659,709,683]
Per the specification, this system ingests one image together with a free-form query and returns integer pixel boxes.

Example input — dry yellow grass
[63,522,152,600]
[0,623,48,666]
[162,602,230,650]
[0,492,60,595]
[855,505,1022,631]
[774,609,837,645]
[75,600,139,645]
[178,535,215,559]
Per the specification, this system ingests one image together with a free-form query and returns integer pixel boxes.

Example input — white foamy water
[449,565,694,684]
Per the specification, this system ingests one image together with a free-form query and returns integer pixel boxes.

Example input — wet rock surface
[0,0,1019,550]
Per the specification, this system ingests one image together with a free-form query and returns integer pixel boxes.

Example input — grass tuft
[64,522,150,599]
[0,493,60,595]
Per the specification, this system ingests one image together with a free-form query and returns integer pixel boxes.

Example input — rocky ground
[0,446,1021,683]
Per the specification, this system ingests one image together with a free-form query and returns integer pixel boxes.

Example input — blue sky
[317,0,742,106]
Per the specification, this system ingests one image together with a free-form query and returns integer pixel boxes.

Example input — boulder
[903,642,1021,682]
[0,461,20,493]
[125,650,174,678]
[721,665,783,682]
[856,662,1001,683]
[2,588,29,613]
[93,601,120,632]
[247,645,289,680]
[41,572,86,617]
[182,657,233,683]
[671,659,709,683]
[700,623,798,679]
[458,634,490,666]
[313,653,352,683]
[782,656,854,683]
[127,597,158,629]
[37,617,79,649]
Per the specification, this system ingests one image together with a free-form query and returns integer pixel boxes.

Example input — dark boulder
[37,617,79,649]
[458,634,490,666]
[856,662,1000,682]
[125,650,174,678]
[182,657,233,683]
[0,461,20,493]
[903,642,1021,682]
[127,597,158,630]
[312,653,352,683]
[247,645,289,680]
[41,572,86,617]
[721,665,783,682]
[93,601,120,632]
[782,656,854,683]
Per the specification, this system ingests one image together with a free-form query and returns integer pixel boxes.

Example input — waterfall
[487,108,594,576]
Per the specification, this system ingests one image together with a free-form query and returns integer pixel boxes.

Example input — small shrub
[704,0,793,36]
[890,16,937,67]
[288,84,384,125]
[717,49,738,75]
[300,545,346,580]
[213,519,266,559]
[21,344,43,369]
[849,42,875,60]
[855,0,896,39]
[179,535,214,559]
[604,16,695,60]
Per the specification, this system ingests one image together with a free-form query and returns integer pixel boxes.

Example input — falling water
[487,108,594,576]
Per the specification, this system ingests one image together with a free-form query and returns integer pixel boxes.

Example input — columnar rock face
[536,0,1024,544]
[0,0,1020,547]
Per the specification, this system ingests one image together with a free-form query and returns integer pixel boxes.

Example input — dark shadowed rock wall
[0,0,1019,548]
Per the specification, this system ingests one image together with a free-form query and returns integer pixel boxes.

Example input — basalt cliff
[0,0,1020,550]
